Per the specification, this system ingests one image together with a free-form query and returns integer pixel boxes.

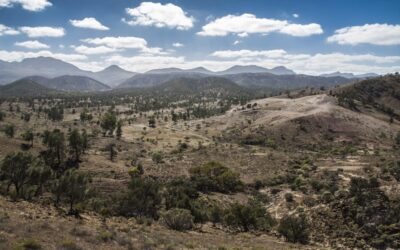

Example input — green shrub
[189,161,243,193]
[117,176,161,218]
[14,238,41,250]
[97,230,113,242]
[60,239,81,250]
[223,200,276,232]
[278,214,309,244]
[284,192,294,202]
[162,208,194,231]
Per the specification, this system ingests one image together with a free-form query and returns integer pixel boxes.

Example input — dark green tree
[21,129,34,147]
[278,213,309,244]
[0,152,36,197]
[52,169,90,214]
[100,111,117,136]
[3,124,15,138]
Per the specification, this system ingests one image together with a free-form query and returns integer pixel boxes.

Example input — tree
[116,120,123,140]
[42,129,66,170]
[47,107,64,121]
[0,111,5,121]
[68,129,84,162]
[396,131,400,146]
[0,152,35,197]
[117,176,161,218]
[223,200,276,232]
[189,161,243,193]
[27,162,51,197]
[21,129,34,147]
[52,169,90,215]
[106,143,117,161]
[100,111,117,136]
[81,129,89,153]
[80,109,93,123]
[278,213,309,244]
[148,117,156,128]
[3,124,15,138]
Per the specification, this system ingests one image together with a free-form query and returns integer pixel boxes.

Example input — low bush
[162,208,194,231]
[278,213,309,244]
[189,161,243,193]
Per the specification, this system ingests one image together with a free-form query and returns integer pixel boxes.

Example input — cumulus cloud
[123,2,194,30]
[20,26,65,37]
[293,13,299,18]
[70,17,109,30]
[82,36,147,49]
[106,54,185,72]
[327,23,400,45]
[172,42,184,47]
[0,50,86,63]
[15,40,49,49]
[81,36,166,55]
[212,49,288,59]
[72,45,117,55]
[0,0,51,11]
[197,13,323,37]
[0,24,19,35]
[209,49,400,74]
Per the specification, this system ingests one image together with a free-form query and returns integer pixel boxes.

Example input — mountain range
[0,57,382,94]
[0,57,136,87]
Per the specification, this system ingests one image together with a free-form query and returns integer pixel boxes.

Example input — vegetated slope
[23,75,111,92]
[217,93,399,150]
[0,79,60,98]
[333,74,400,122]
[118,72,206,88]
[118,72,352,91]
[225,73,352,89]
[152,76,252,97]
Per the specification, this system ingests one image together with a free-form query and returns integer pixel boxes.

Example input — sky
[0,0,399,74]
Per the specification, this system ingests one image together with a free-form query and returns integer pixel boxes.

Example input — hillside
[119,72,353,90]
[0,79,59,98]
[225,73,352,89]
[118,72,206,88]
[23,75,111,92]
[152,76,250,97]
[333,74,400,122]
[92,65,136,87]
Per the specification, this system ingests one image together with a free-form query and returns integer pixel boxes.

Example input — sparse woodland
[0,74,399,249]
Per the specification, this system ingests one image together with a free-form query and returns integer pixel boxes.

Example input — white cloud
[123,2,194,30]
[81,36,166,55]
[82,36,147,49]
[0,24,19,35]
[72,45,117,55]
[15,40,49,49]
[0,0,51,11]
[327,23,400,46]
[70,17,109,30]
[209,49,400,75]
[212,49,288,59]
[280,23,323,37]
[20,26,65,37]
[293,13,299,18]
[0,50,87,63]
[233,40,241,45]
[172,42,184,47]
[106,54,185,72]
[197,13,323,37]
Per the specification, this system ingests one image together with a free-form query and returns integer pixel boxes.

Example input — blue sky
[0,0,399,74]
